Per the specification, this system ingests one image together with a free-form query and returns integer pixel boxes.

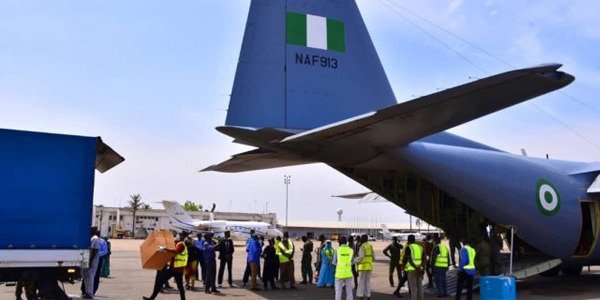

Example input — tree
[128,194,145,233]
[183,200,202,212]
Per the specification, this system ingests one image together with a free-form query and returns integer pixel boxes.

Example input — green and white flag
[286,12,345,53]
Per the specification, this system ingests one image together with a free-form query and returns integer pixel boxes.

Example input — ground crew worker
[144,231,188,300]
[278,232,296,289]
[383,236,403,287]
[332,236,354,300]
[274,236,282,281]
[356,234,374,300]
[431,236,450,297]
[403,234,425,300]
[420,235,434,289]
[456,238,477,300]
[392,244,409,297]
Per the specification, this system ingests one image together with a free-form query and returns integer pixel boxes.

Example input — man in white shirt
[81,227,101,299]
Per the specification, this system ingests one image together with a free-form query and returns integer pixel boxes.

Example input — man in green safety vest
[277,231,296,289]
[403,234,426,300]
[332,235,354,300]
[456,237,477,300]
[356,234,375,300]
[431,235,450,297]
[144,231,189,300]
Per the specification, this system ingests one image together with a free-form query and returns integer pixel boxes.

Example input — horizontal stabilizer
[589,174,600,194]
[281,64,574,148]
[332,192,388,203]
[201,149,314,173]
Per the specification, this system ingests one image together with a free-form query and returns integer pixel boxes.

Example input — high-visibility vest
[404,243,423,271]
[399,247,406,265]
[275,240,281,256]
[335,245,354,279]
[278,241,293,263]
[173,242,188,268]
[357,242,373,271]
[324,247,334,259]
[434,244,449,268]
[464,245,476,270]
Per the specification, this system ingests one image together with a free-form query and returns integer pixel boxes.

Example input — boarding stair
[423,253,561,295]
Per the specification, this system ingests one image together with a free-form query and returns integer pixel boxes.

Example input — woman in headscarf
[317,240,335,287]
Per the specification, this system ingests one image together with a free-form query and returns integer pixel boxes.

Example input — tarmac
[2,239,600,299]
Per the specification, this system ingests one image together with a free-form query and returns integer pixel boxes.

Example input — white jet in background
[162,200,282,239]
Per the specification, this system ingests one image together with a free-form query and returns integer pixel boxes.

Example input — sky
[1,0,599,225]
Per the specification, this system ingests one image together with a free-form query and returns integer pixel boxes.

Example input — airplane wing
[280,64,574,149]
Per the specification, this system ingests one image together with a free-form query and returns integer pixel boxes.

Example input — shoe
[251,287,262,291]
[205,290,212,294]
[229,283,234,287]
[142,297,153,300]
[300,281,307,284]
[211,289,221,293]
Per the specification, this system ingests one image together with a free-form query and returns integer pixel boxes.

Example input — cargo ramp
[423,253,561,295]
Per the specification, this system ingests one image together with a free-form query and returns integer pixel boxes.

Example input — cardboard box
[140,229,176,270]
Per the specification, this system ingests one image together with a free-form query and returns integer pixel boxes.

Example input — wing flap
[281,64,574,148]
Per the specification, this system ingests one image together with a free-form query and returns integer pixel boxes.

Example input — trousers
[407,270,424,300]
[335,278,354,300]
[356,270,372,297]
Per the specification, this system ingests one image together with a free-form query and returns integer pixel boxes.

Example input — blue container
[0,129,98,250]
[480,276,516,300]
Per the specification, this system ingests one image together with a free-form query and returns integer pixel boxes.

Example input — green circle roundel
[536,179,560,216]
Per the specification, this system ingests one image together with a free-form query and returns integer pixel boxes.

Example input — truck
[0,128,124,299]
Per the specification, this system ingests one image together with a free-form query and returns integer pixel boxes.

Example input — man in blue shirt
[456,238,477,300]
[194,234,206,283]
[202,233,220,294]
[247,235,262,290]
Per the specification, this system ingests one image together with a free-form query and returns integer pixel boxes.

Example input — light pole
[284,175,291,230]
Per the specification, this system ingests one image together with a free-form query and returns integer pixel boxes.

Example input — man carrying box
[143,231,188,300]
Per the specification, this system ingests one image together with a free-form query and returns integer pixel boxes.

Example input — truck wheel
[560,265,583,277]
[540,267,560,277]
[37,279,69,300]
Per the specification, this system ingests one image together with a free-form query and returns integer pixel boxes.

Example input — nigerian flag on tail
[286,12,345,53]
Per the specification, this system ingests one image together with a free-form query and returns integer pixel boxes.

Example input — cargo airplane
[162,200,282,238]
[204,0,600,277]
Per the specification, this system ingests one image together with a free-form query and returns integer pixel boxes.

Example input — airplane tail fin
[162,200,196,224]
[381,224,391,238]
[225,0,396,130]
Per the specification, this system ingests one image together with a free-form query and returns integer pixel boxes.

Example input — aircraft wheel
[560,265,583,277]
[540,267,560,277]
